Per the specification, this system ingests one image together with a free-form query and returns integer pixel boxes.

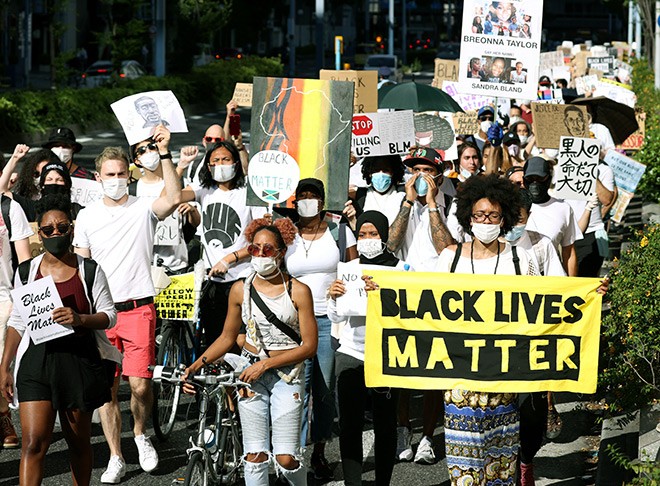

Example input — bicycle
[152,362,244,485]
[152,261,207,441]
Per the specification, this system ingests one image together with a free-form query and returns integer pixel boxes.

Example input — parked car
[435,42,461,60]
[215,48,244,60]
[365,54,402,82]
[81,60,147,87]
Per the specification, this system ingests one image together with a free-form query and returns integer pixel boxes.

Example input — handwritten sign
[155,213,181,246]
[431,59,459,88]
[618,112,645,151]
[232,82,253,107]
[531,103,588,149]
[335,262,402,317]
[320,69,378,114]
[27,223,44,258]
[587,56,614,75]
[452,111,480,136]
[351,111,415,158]
[71,178,103,207]
[414,112,458,161]
[248,150,301,204]
[575,75,598,95]
[11,275,70,345]
[604,151,646,194]
[554,137,600,201]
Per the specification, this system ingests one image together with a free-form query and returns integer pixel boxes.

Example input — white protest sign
[336,262,403,317]
[155,213,181,246]
[604,151,647,194]
[575,75,598,95]
[594,80,637,108]
[111,90,188,146]
[554,137,600,201]
[351,111,415,158]
[458,0,544,100]
[70,178,103,207]
[248,150,300,204]
[11,275,70,345]
[442,81,509,125]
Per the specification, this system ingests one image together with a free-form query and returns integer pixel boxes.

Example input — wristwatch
[159,152,172,160]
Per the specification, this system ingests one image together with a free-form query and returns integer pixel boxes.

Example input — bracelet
[402,198,415,207]
[159,152,172,160]
[232,251,239,263]
[428,207,440,213]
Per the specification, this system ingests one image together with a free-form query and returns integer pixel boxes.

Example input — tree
[636,0,656,67]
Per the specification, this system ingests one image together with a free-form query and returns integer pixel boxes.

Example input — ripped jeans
[238,362,307,485]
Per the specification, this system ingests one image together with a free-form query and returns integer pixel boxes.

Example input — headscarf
[356,210,399,267]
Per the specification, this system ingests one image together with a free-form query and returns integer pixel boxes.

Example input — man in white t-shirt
[523,157,582,276]
[73,125,182,483]
[0,191,32,450]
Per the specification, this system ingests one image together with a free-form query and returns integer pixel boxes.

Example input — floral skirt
[444,389,520,485]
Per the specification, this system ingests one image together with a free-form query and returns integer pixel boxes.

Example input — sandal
[546,406,563,439]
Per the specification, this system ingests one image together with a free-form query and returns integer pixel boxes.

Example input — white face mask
[51,147,73,164]
[211,163,237,183]
[296,199,320,218]
[251,256,280,278]
[460,167,473,180]
[480,120,493,133]
[471,222,501,244]
[102,177,128,201]
[357,238,384,259]
[139,151,160,171]
[518,134,529,145]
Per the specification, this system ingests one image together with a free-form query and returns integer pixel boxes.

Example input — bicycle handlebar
[150,364,246,387]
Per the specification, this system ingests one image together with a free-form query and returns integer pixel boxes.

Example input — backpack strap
[249,284,301,345]
[450,243,462,273]
[128,181,138,197]
[82,258,98,312]
[17,259,32,286]
[511,245,522,275]
[1,195,17,272]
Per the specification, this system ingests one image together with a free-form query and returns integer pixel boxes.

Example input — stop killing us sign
[351,111,415,157]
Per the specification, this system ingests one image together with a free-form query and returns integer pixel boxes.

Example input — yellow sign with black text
[154,272,195,321]
[364,271,602,393]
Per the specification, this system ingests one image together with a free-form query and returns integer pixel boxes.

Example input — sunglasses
[135,143,157,157]
[204,136,225,144]
[39,222,73,237]
[479,115,494,121]
[247,243,279,257]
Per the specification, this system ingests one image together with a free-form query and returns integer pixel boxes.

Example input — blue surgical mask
[460,167,473,180]
[414,176,428,197]
[505,224,527,242]
[371,172,392,193]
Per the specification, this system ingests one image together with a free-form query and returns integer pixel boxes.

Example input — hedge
[0,56,283,139]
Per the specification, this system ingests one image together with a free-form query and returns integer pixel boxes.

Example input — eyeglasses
[204,136,225,144]
[471,211,502,223]
[247,243,279,257]
[135,143,157,157]
[39,222,73,237]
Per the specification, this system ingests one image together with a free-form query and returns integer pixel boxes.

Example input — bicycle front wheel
[153,324,183,441]
[183,451,208,486]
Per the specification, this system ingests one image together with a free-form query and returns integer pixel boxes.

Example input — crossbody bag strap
[511,245,522,275]
[249,284,302,345]
[450,243,463,273]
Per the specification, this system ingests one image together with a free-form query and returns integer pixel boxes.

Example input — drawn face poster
[249,77,354,210]
[458,0,544,100]
[111,90,188,146]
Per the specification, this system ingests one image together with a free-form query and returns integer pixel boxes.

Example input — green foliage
[606,443,660,484]
[631,59,660,203]
[599,225,660,413]
[0,57,282,136]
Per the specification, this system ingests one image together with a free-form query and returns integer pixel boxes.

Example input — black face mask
[42,233,72,257]
[527,181,551,204]
[40,184,69,197]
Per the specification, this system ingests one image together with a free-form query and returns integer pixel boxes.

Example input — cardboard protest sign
[452,111,480,136]
[155,213,182,246]
[531,103,588,149]
[364,271,603,393]
[572,51,590,78]
[247,150,301,204]
[540,51,565,74]
[232,83,253,107]
[458,0,544,100]
[351,111,415,158]
[111,91,188,146]
[28,223,44,258]
[586,56,614,75]
[154,272,195,320]
[618,112,645,151]
[11,275,71,345]
[413,113,458,161]
[249,77,354,210]
[554,137,600,201]
[320,70,378,114]
[431,59,459,88]
[70,178,103,207]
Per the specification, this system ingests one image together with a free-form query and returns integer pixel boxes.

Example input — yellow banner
[365,271,602,393]
[154,272,195,320]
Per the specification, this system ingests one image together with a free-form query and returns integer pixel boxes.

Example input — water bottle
[203,427,217,454]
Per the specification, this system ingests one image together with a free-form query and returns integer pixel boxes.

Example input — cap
[296,178,325,198]
[42,127,83,153]
[39,161,72,188]
[502,131,520,146]
[478,105,495,118]
[538,75,552,86]
[523,156,551,179]
[403,146,445,169]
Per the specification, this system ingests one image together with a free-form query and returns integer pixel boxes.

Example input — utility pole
[288,0,296,76]
[388,0,394,55]
[316,0,324,71]
[655,1,660,89]
[154,0,166,76]
[401,0,407,65]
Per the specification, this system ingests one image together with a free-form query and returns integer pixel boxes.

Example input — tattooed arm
[387,175,419,253]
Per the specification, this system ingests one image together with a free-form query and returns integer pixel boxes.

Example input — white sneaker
[396,426,414,462]
[414,436,436,464]
[134,435,159,472]
[101,455,126,484]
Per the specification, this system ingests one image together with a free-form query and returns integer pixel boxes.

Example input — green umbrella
[377,82,397,105]
[379,81,465,113]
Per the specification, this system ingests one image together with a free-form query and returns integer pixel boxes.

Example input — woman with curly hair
[434,174,538,485]
[184,217,317,486]
[181,141,264,347]
[351,154,406,225]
